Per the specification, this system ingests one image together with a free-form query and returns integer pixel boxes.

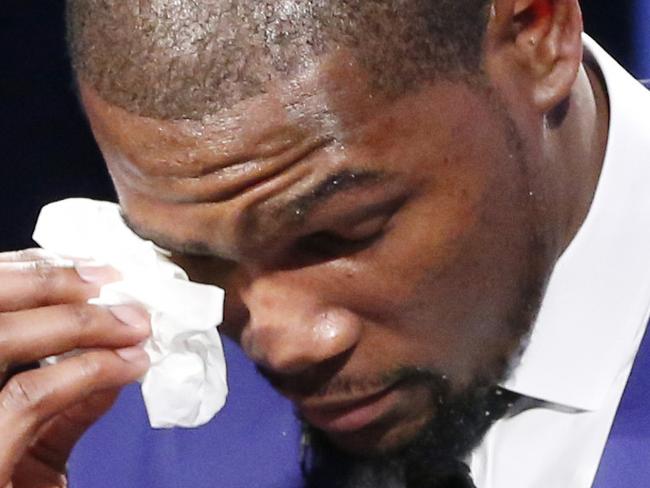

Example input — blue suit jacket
[591,320,650,488]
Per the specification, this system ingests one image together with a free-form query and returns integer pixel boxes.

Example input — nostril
[263,350,317,376]
[258,350,353,398]
[239,324,303,373]
[220,308,249,343]
[239,326,263,364]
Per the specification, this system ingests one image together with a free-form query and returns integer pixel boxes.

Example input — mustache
[257,365,454,399]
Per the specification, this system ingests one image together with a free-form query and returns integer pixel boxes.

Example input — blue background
[635,0,650,78]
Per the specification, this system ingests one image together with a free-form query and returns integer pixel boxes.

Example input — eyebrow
[119,169,389,257]
[119,213,217,257]
[281,169,388,225]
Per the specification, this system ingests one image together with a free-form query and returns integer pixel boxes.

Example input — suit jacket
[592,317,650,487]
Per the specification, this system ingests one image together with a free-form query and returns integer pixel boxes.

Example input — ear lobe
[486,0,583,114]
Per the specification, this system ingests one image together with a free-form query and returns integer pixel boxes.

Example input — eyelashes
[293,205,399,263]
[296,228,385,260]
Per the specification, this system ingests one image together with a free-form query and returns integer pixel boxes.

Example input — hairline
[66,0,493,121]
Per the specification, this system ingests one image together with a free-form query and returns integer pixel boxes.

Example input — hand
[0,249,150,488]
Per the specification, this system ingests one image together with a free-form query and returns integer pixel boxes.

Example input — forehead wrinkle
[114,131,334,207]
[84,81,318,178]
[128,125,311,179]
[107,115,302,180]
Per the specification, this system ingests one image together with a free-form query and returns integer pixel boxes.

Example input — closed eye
[288,195,405,265]
[296,228,384,261]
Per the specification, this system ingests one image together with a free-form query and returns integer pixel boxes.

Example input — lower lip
[300,386,402,433]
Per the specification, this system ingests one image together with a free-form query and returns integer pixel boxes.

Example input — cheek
[330,163,538,383]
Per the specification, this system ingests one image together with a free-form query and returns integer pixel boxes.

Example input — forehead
[82,52,388,198]
[80,53,497,259]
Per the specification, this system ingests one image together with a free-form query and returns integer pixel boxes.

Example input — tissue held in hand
[32,198,227,429]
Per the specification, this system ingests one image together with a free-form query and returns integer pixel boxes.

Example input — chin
[297,379,437,456]
[301,376,517,470]
[322,409,433,457]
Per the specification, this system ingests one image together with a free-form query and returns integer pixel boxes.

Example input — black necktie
[405,459,476,488]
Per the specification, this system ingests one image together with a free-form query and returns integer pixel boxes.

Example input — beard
[298,214,551,486]
[298,160,552,488]
[300,370,521,488]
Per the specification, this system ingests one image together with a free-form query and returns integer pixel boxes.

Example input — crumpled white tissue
[32,198,227,429]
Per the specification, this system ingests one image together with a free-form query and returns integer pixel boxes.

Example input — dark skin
[0,0,608,485]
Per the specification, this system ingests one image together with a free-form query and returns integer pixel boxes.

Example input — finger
[29,388,121,472]
[0,304,150,367]
[0,261,119,312]
[10,454,67,487]
[0,362,40,391]
[0,249,71,264]
[0,348,149,481]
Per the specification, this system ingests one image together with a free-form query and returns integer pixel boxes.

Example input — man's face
[81,52,553,456]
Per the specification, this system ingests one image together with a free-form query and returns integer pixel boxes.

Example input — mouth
[297,383,402,434]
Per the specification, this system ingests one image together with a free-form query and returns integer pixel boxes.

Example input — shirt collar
[501,35,650,411]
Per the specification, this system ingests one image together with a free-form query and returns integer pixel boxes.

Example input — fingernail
[75,263,119,284]
[110,305,151,333]
[116,346,150,366]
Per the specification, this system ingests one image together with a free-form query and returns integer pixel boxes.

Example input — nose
[239,274,363,375]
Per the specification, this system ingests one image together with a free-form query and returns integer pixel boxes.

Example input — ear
[484,0,583,114]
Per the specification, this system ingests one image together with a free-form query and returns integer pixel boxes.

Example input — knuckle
[0,314,24,368]
[65,305,119,353]
[1,373,46,415]
[1,248,41,262]
[77,353,103,381]
[0,315,10,359]
[28,261,61,298]
[18,248,50,261]
[67,304,102,347]
[69,304,94,334]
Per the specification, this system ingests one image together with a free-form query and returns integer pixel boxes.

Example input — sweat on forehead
[67,0,491,121]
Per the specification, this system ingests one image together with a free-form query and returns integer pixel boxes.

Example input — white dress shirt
[469,36,650,488]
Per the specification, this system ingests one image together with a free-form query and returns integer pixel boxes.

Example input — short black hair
[67,0,491,120]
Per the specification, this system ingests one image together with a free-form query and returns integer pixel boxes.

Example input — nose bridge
[240,269,362,375]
